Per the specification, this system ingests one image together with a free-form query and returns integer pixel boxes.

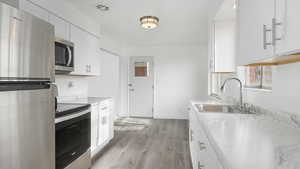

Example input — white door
[129,56,154,118]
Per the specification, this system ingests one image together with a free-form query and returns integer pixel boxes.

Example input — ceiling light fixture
[140,16,159,30]
[96,4,109,11]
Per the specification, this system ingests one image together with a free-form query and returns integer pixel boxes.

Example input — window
[209,66,273,97]
[210,73,222,95]
[244,66,272,90]
[135,62,149,77]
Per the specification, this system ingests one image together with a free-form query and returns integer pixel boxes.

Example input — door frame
[128,56,155,118]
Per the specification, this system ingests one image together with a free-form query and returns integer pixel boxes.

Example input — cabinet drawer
[197,149,223,169]
[193,129,223,169]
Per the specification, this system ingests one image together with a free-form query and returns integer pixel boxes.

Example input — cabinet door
[189,108,200,169]
[108,100,114,140]
[214,20,236,73]
[70,25,90,75]
[98,104,110,145]
[19,0,49,21]
[1,0,18,8]
[49,14,70,40]
[91,104,99,152]
[238,0,275,65]
[70,25,100,76]
[87,34,100,76]
[197,151,223,169]
[275,0,300,55]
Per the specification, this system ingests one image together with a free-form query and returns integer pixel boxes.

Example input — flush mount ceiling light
[140,16,159,30]
[96,4,109,11]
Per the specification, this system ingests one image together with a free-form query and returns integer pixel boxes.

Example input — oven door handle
[66,46,72,67]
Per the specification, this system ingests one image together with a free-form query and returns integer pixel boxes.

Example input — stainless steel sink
[195,104,246,114]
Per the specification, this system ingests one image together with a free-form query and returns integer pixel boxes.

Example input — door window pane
[135,62,149,77]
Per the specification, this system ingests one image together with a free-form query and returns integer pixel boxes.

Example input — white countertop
[191,101,300,169]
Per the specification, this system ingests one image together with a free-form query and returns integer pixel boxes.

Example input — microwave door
[55,40,74,73]
[0,84,55,169]
[55,44,68,65]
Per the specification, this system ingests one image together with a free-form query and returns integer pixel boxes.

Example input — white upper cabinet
[49,14,70,41]
[214,19,236,73]
[211,0,237,73]
[20,0,70,41]
[70,25,90,75]
[87,34,101,76]
[19,0,49,21]
[238,0,275,65]
[70,25,100,76]
[274,0,300,55]
[20,0,101,76]
[238,0,300,65]
[1,0,19,8]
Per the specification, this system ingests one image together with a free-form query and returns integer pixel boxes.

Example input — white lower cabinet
[98,100,111,146]
[91,99,114,156]
[91,103,99,151]
[189,104,223,169]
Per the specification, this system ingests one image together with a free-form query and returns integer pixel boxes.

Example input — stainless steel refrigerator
[0,3,55,169]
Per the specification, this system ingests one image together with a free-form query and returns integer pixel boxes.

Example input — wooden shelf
[211,72,235,74]
[246,52,300,66]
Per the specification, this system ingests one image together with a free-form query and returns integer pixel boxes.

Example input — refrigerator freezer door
[0,86,55,169]
[0,3,55,82]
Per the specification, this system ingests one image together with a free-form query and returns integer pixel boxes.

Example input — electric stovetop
[56,103,90,118]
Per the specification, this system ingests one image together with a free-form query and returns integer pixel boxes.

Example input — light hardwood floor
[92,119,192,169]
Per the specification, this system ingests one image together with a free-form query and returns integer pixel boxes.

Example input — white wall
[100,35,123,55]
[1,0,18,8]
[119,55,130,117]
[55,76,89,100]
[120,44,209,119]
[88,50,120,114]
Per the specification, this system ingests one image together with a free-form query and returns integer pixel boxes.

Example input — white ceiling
[65,0,213,46]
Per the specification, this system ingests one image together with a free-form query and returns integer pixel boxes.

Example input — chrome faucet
[220,78,244,111]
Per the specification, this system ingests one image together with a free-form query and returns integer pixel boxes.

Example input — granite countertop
[191,101,300,169]
[59,97,112,104]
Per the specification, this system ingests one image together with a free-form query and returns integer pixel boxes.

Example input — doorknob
[128,84,133,87]
[129,89,135,91]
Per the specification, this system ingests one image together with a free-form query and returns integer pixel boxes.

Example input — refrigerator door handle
[49,83,58,111]
[49,83,58,97]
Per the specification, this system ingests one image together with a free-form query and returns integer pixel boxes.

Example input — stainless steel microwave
[55,38,74,74]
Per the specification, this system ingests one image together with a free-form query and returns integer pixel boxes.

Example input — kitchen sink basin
[195,104,247,114]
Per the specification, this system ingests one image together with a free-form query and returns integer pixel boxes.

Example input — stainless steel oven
[55,38,74,74]
[55,104,91,169]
